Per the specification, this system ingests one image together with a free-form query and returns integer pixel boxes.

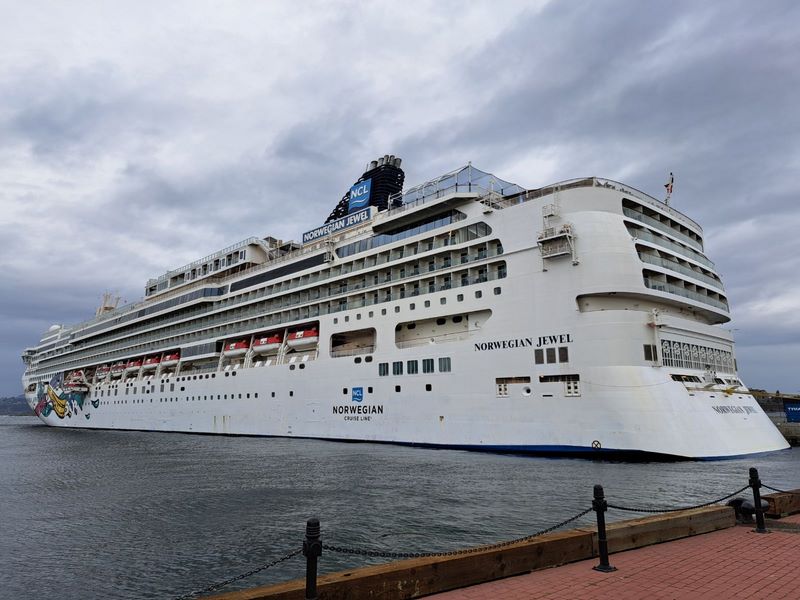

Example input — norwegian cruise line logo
[348,179,371,212]
[352,387,363,402]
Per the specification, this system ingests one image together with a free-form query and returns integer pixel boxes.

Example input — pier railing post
[303,517,322,599]
[749,468,767,534]
[592,484,617,573]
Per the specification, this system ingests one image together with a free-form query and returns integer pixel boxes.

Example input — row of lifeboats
[77,327,319,383]
[95,351,181,380]
[223,328,319,357]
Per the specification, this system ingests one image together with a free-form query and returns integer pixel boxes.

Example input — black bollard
[592,484,617,573]
[303,517,322,600]
[749,468,768,534]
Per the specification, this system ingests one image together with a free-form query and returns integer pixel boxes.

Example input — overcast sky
[1,0,798,396]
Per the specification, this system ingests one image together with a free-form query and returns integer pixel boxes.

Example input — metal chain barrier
[607,484,750,514]
[322,506,593,559]
[174,548,301,600]
[763,483,790,494]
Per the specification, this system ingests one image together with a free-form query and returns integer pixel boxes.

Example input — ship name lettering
[333,404,384,415]
[535,334,573,348]
[712,405,757,415]
[474,338,534,351]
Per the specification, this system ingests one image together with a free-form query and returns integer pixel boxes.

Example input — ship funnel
[378,156,385,166]
[394,157,402,167]
[370,160,378,169]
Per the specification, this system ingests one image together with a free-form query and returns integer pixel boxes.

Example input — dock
[207,486,800,600]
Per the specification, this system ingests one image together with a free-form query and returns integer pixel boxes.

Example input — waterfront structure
[21,156,789,458]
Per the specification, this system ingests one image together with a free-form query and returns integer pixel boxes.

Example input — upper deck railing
[526,177,702,233]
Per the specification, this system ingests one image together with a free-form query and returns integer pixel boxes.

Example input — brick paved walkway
[429,525,800,599]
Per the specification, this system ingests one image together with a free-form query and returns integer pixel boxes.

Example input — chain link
[174,548,301,600]
[322,507,593,559]
[607,485,750,514]
[763,483,791,494]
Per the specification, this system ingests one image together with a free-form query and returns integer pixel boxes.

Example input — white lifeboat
[125,358,143,373]
[95,365,110,380]
[286,328,319,349]
[223,339,250,358]
[252,334,282,355]
[161,352,180,367]
[110,362,125,378]
[141,355,161,370]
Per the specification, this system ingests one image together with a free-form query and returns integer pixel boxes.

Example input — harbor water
[2,416,799,600]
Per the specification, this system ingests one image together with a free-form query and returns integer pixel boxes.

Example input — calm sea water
[1,416,798,599]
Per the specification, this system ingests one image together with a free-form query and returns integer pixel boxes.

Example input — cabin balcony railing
[630,227,715,270]
[622,207,702,251]
[639,254,724,291]
[643,278,729,311]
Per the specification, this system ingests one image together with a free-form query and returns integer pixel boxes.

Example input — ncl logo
[349,179,371,212]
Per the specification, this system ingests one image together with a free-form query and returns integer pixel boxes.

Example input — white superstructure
[22,160,789,459]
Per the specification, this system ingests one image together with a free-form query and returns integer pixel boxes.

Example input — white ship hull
[22,166,789,459]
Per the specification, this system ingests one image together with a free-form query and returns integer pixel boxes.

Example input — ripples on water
[1,416,798,599]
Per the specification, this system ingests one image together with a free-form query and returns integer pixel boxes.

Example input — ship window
[558,347,569,363]
[393,361,403,375]
[368,387,373,393]
[410,303,415,310]
[343,388,348,395]
[440,298,446,305]
[395,306,400,313]
[289,391,294,397]
[643,344,657,361]
[395,385,401,392]
[494,287,501,295]
[425,300,431,307]
[423,359,434,373]
[333,318,338,324]
[453,316,463,323]
[354,357,362,364]
[379,363,389,376]
[546,348,556,364]
[357,314,361,320]
[457,294,464,302]
[365,356,373,363]
[255,393,258,398]
[271,392,275,397]
[407,360,419,375]
[381,309,387,315]
[125,388,129,395]
[369,311,374,318]
[436,318,446,326]
[438,357,451,372]
[534,349,544,364]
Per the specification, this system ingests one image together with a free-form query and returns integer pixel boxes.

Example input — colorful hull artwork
[34,374,96,420]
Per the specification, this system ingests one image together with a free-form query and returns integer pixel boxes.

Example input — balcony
[623,207,702,251]
[639,254,724,291]
[629,227,715,270]
[644,278,729,311]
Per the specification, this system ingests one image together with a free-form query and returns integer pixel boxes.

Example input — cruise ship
[21,156,789,459]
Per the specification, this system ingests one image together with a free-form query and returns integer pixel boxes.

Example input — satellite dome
[48,324,61,332]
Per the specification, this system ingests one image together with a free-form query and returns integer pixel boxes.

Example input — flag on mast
[664,172,674,195]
